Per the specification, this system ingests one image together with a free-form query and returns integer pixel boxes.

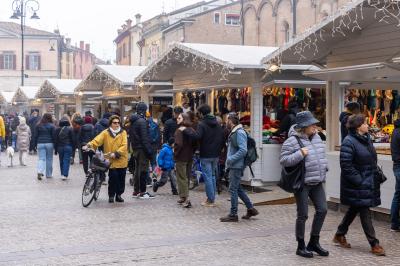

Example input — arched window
[282,21,290,43]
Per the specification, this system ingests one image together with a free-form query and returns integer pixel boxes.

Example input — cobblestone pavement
[1,153,400,265]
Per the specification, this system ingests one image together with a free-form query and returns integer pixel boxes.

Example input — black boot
[296,238,313,258]
[153,182,159,192]
[115,195,124,203]
[307,235,329,256]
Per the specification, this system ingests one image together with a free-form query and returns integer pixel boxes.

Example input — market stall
[0,91,14,113]
[36,79,81,120]
[75,65,149,119]
[12,86,40,114]
[262,0,400,211]
[136,42,321,185]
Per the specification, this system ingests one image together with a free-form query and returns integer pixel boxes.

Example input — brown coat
[174,126,195,162]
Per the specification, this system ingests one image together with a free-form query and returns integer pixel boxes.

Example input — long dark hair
[178,113,192,127]
[38,113,53,125]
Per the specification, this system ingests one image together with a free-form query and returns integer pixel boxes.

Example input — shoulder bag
[278,136,306,193]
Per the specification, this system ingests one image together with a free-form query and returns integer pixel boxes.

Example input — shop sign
[153,97,172,106]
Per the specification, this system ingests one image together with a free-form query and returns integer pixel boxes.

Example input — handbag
[376,165,387,184]
[278,136,305,193]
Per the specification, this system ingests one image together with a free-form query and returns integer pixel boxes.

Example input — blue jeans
[58,145,73,177]
[200,158,218,203]
[229,168,253,216]
[12,132,17,151]
[391,165,400,229]
[37,143,54,177]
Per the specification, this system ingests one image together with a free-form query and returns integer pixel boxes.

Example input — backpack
[234,129,258,177]
[244,131,258,178]
[148,119,160,144]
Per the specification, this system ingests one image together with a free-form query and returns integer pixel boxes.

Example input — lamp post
[10,0,40,86]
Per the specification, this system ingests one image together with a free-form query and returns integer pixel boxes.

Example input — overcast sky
[0,0,201,62]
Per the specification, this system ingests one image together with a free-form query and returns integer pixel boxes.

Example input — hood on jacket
[288,125,300,138]
[130,113,144,124]
[59,118,71,127]
[203,115,218,128]
[395,119,400,128]
[18,123,29,130]
[162,143,172,150]
[19,116,26,125]
[339,112,351,123]
[99,118,109,128]
[81,123,93,131]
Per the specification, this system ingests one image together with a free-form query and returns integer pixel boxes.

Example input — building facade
[115,0,237,66]
[61,39,101,79]
[242,0,348,47]
[0,21,61,92]
[115,0,350,67]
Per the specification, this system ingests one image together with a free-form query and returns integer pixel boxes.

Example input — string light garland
[267,0,400,65]
[141,46,232,84]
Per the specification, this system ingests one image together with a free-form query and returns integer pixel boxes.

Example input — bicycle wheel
[94,173,101,201]
[82,174,97,207]
[189,164,200,190]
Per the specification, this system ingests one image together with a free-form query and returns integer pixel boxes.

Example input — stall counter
[326,151,395,212]
[260,144,282,182]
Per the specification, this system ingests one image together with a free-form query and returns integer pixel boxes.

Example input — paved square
[0,153,399,265]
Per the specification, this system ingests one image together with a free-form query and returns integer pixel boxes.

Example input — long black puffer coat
[340,130,381,207]
[129,113,153,158]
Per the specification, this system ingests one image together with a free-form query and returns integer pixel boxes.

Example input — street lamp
[10,0,40,86]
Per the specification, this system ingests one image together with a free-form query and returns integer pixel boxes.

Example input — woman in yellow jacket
[86,115,128,203]
[0,115,5,161]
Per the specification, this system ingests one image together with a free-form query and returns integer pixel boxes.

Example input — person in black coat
[333,114,385,256]
[390,119,400,231]
[274,101,298,138]
[28,110,40,154]
[129,102,154,199]
[339,102,360,142]
[54,116,75,180]
[79,116,95,174]
[163,106,183,144]
[182,104,224,206]
[95,113,111,136]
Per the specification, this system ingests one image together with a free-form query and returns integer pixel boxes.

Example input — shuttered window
[0,52,16,70]
[26,53,41,70]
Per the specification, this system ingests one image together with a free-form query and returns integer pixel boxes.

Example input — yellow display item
[382,124,394,135]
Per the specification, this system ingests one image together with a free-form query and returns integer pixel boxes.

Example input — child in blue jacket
[153,138,178,195]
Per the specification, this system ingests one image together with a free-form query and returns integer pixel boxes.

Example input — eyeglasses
[112,121,120,124]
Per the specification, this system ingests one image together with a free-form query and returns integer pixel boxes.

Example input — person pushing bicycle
[83,115,128,203]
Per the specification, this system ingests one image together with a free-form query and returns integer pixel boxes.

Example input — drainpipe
[240,0,244,45]
[292,0,297,38]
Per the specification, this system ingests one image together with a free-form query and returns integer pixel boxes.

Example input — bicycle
[81,150,111,207]
[189,152,204,190]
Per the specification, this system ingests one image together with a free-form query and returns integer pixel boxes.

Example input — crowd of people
[2,100,400,259]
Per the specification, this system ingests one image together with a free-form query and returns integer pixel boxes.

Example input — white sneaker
[139,192,155,199]
[61,176,68,180]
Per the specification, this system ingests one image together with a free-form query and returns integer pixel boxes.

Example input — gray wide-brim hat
[294,111,319,129]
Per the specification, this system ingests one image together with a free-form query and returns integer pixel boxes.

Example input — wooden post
[325,81,342,151]
[250,82,263,186]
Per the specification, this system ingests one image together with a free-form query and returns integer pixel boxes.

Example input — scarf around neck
[109,127,121,137]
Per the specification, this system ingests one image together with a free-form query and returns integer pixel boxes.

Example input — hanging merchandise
[261,87,326,144]
[218,90,229,115]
